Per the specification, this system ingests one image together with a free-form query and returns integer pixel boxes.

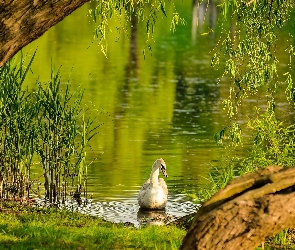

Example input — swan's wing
[138,178,150,205]
[141,178,151,191]
[159,178,168,195]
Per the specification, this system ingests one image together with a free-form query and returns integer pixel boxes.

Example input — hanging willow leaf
[160,3,167,17]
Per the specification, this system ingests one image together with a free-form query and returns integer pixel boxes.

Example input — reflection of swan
[138,158,168,209]
[137,208,167,226]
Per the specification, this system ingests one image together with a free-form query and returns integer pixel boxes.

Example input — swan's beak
[160,164,168,177]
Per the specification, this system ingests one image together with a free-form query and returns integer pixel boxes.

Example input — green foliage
[243,107,295,168]
[200,105,295,203]
[211,0,294,145]
[197,165,235,202]
[218,0,238,18]
[255,228,295,249]
[89,0,185,56]
[214,121,242,145]
[271,228,289,247]
[213,0,293,101]
[0,56,97,202]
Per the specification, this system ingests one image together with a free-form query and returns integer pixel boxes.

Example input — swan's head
[156,158,168,177]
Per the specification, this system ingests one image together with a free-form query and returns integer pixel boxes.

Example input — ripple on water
[34,198,201,228]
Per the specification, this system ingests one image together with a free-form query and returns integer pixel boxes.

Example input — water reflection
[126,11,138,75]
[191,0,218,42]
[21,2,227,206]
[19,1,295,215]
[137,208,168,226]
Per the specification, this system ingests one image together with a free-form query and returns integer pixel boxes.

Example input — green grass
[0,202,185,250]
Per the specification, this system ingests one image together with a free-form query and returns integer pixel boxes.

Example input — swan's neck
[150,167,159,186]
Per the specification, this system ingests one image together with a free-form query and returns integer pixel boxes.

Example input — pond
[19,1,295,225]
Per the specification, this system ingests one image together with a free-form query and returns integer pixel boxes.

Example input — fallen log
[181,166,295,249]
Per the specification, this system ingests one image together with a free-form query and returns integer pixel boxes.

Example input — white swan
[138,158,168,209]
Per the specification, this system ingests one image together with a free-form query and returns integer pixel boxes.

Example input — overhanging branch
[0,0,89,67]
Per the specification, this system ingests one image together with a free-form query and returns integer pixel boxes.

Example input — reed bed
[0,56,98,203]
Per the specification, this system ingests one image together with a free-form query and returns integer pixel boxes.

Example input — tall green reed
[35,69,98,203]
[0,54,36,199]
[0,55,98,203]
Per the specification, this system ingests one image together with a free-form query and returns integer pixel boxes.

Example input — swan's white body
[138,158,168,209]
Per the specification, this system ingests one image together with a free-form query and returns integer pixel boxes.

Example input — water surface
[19,1,295,221]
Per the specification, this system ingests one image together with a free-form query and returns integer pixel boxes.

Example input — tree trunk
[181,166,295,250]
[0,0,89,67]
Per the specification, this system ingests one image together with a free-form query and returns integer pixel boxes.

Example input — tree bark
[181,166,295,250]
[0,0,89,68]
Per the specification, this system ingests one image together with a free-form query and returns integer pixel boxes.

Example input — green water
[18,2,295,203]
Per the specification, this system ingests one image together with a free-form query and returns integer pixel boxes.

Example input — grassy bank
[1,200,295,250]
[0,201,186,250]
